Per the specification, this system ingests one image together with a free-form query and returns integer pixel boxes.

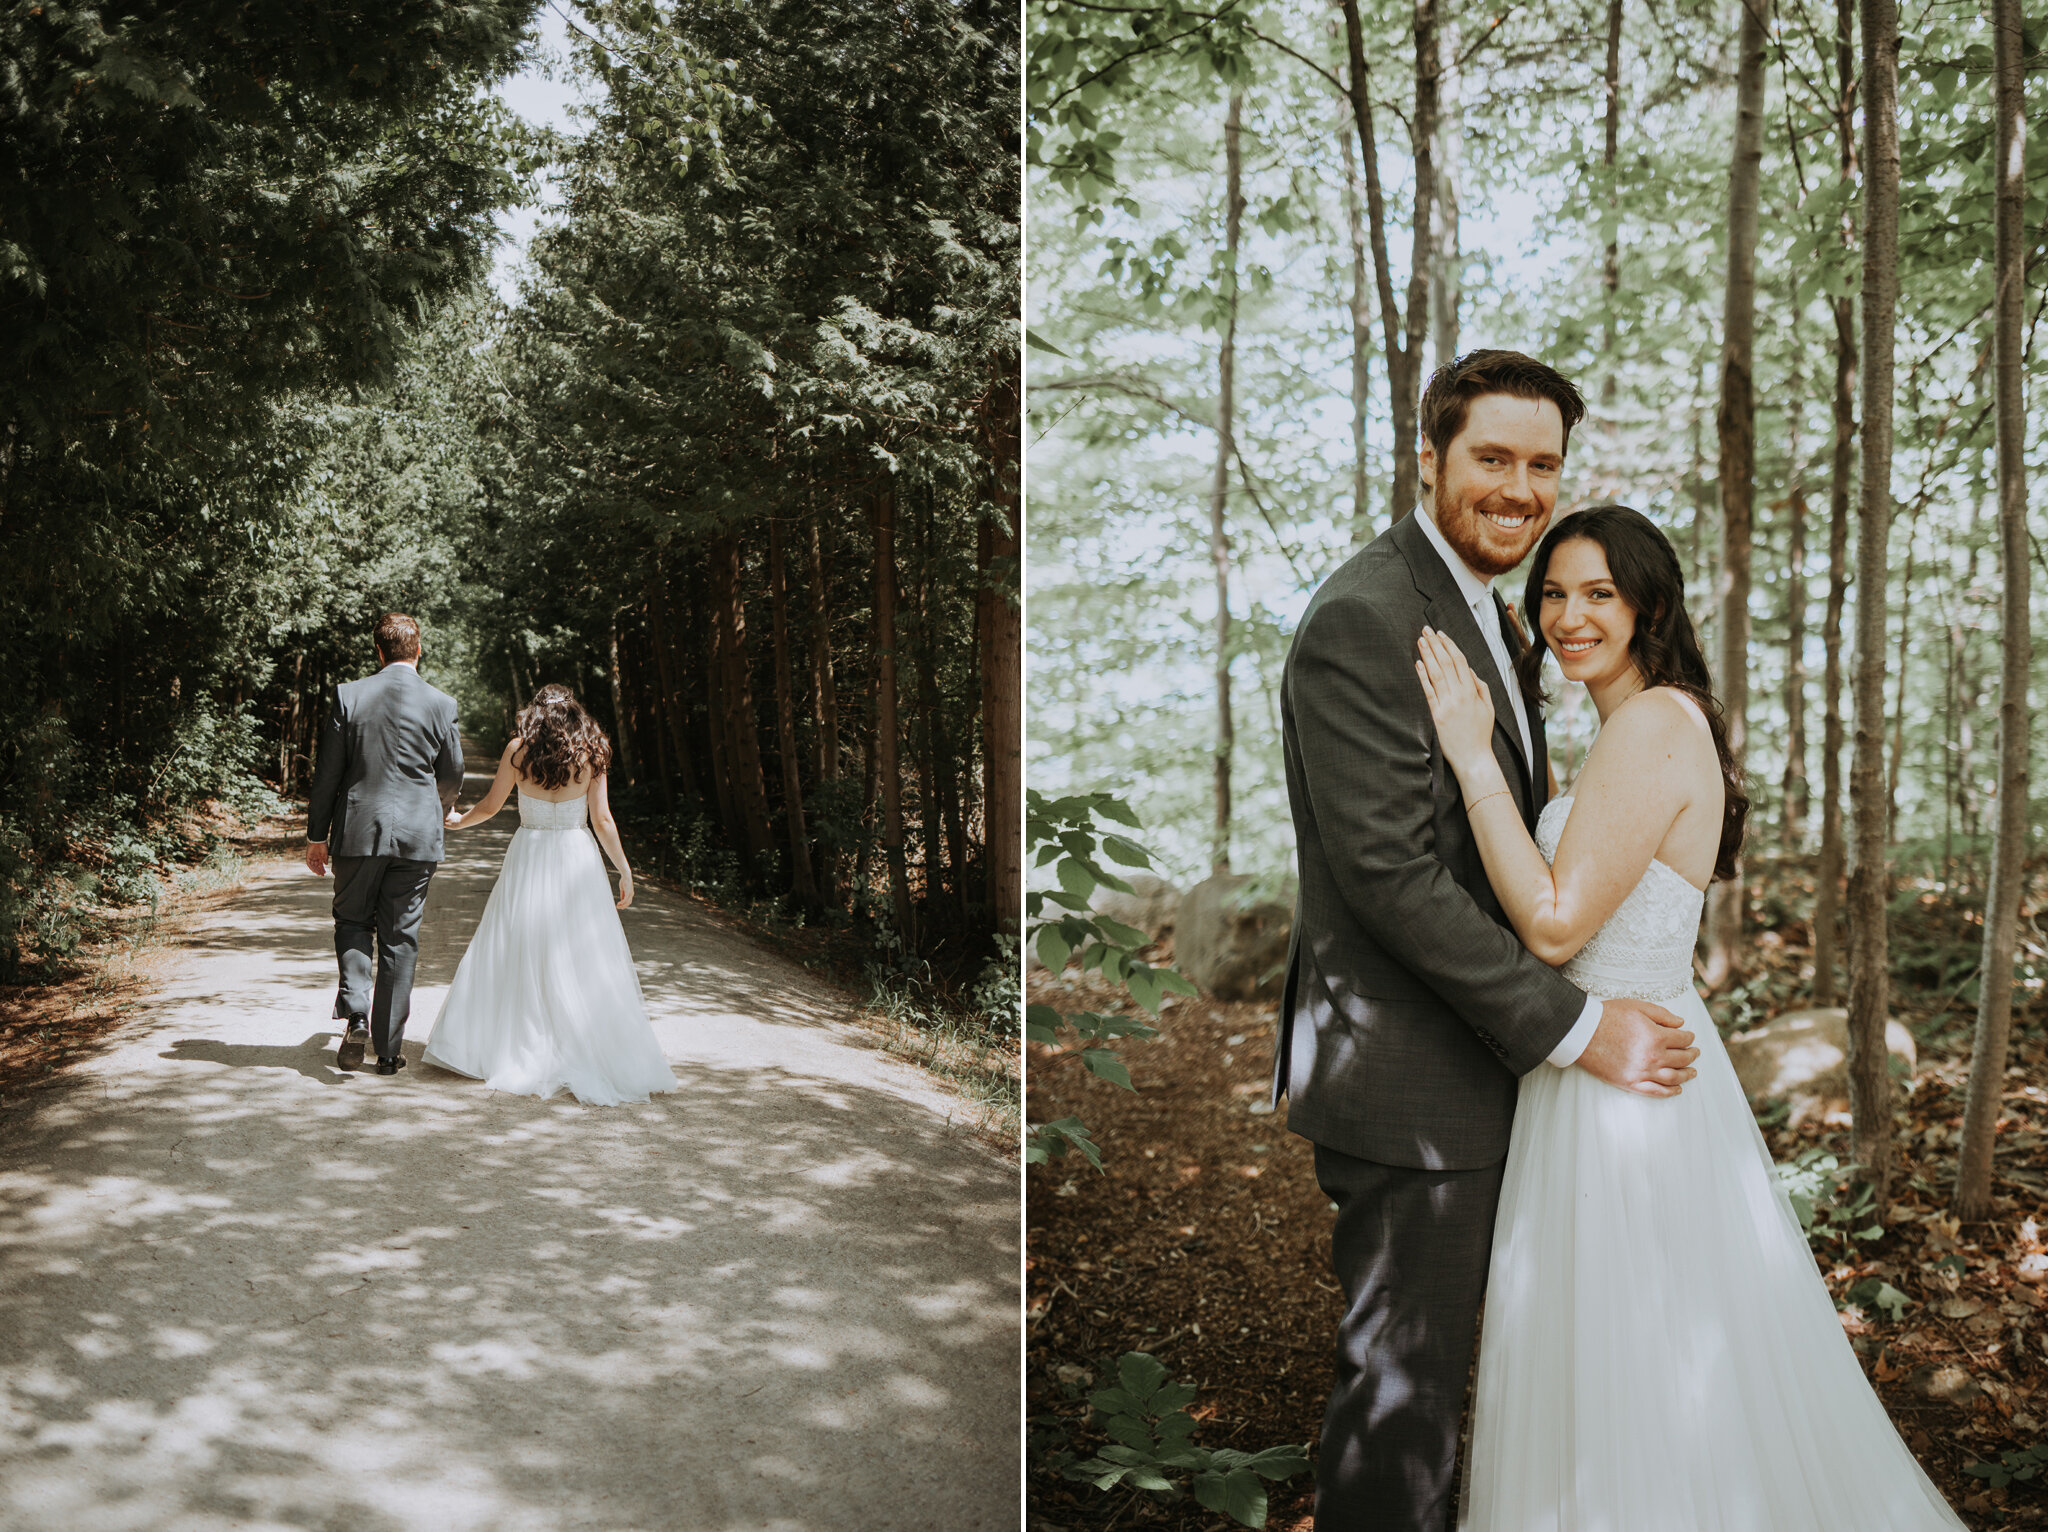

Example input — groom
[1270,351,1700,1529]
[304,613,464,1076]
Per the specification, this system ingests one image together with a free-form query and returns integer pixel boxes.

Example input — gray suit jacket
[306,663,464,862]
[1270,510,1588,1170]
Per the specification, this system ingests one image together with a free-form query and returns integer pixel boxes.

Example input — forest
[1026,0,2047,1525]
[0,1,1022,1044]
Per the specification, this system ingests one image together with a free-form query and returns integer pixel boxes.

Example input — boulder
[1725,1006,1917,1107]
[1176,874,1291,1002]
[1092,873,1182,945]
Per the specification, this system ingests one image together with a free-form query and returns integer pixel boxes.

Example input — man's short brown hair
[1419,349,1587,460]
[373,612,421,663]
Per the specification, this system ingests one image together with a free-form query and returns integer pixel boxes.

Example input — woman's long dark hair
[1512,505,1750,881]
[513,684,613,792]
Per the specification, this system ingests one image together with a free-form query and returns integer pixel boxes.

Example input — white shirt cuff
[1547,994,1603,1068]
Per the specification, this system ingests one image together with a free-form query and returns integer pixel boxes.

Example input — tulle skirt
[1460,987,1964,1531]
[423,826,678,1107]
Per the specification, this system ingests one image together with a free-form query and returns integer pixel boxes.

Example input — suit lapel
[1393,514,1535,814]
[1492,591,1552,822]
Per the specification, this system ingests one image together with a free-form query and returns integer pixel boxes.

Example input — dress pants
[1313,1141,1507,1532]
[330,856,436,1060]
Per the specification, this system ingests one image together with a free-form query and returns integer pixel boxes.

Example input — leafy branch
[1025,788,1195,1169]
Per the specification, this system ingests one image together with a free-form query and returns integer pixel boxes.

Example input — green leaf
[1094,797,1143,828]
[1104,1415,1157,1451]
[1192,1466,1269,1527]
[1027,1117,1103,1170]
[1244,1443,1311,1479]
[1116,1352,1171,1408]
[1058,855,1098,902]
[1036,924,1073,973]
[1093,913,1150,948]
[1026,327,1070,357]
[1025,1003,1063,1046]
[1099,833,1152,868]
[1081,1047,1133,1089]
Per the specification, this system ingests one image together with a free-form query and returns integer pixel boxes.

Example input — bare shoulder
[1594,686,1716,768]
[502,739,526,772]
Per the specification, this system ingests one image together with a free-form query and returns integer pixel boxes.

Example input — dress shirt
[1415,503,1601,1069]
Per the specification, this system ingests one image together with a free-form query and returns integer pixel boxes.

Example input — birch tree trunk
[1848,0,1901,1207]
[1210,90,1244,876]
[1430,12,1461,370]
[1338,0,1434,522]
[1813,0,1858,1007]
[1703,0,1766,992]
[1887,506,1920,837]
[1953,0,2029,1223]
[1601,0,1624,405]
[1340,123,1375,544]
[1782,297,1809,846]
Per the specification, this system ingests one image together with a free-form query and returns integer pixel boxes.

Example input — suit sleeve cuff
[1547,994,1602,1068]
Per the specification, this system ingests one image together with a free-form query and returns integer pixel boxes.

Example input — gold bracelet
[1464,788,1512,814]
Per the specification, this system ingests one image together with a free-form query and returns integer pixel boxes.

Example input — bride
[1415,505,1962,1529]
[422,683,678,1106]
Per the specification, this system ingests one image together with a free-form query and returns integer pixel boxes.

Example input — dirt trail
[0,768,1019,1531]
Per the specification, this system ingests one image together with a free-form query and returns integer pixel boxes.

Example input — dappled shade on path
[0,790,1017,1532]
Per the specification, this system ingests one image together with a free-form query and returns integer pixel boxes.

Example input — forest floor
[1026,906,2048,1531]
[0,764,1018,1532]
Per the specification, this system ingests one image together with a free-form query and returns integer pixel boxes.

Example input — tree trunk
[282,652,303,791]
[711,532,777,870]
[1338,0,1434,522]
[645,559,702,804]
[1210,90,1244,877]
[981,357,1023,937]
[807,501,840,784]
[1813,0,1859,1008]
[1340,122,1375,543]
[913,487,949,916]
[1431,11,1462,370]
[1600,0,1624,404]
[769,516,821,911]
[1702,0,1766,993]
[873,488,915,940]
[1847,0,1901,1208]
[1954,0,2029,1224]
[1782,295,1810,847]
[1887,504,1920,838]
[702,568,744,848]
[639,629,676,811]
[609,616,639,787]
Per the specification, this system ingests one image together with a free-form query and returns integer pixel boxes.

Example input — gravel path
[0,777,1019,1531]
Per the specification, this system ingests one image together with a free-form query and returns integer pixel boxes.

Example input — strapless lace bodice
[517,791,589,832]
[1534,795,1702,1002]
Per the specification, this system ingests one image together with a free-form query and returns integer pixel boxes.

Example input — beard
[1431,479,1546,580]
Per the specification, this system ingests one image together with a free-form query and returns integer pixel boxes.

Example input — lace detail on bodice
[1534,796,1702,1002]
[517,790,590,832]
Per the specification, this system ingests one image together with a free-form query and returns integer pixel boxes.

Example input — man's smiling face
[1418,392,1566,579]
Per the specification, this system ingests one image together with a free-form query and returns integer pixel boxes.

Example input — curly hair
[513,684,614,792]
[1512,505,1751,882]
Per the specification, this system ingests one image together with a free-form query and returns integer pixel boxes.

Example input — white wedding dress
[1459,796,1964,1531]
[423,790,678,1106]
